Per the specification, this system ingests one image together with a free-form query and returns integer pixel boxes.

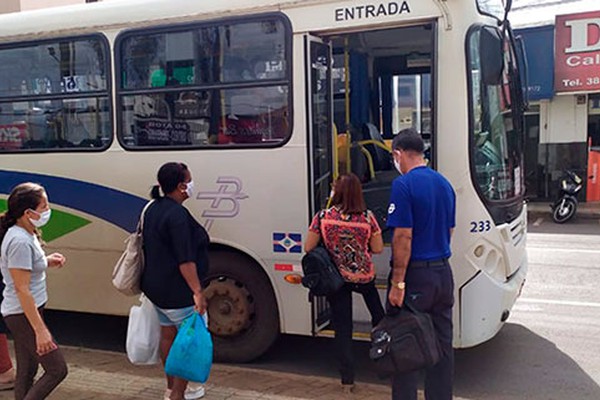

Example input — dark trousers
[389,262,454,400]
[4,308,68,400]
[327,281,385,385]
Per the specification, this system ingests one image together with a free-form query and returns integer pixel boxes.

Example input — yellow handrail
[356,144,376,180]
[332,126,339,180]
[355,139,392,153]
[344,38,351,174]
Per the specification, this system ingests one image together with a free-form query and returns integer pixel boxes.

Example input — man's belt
[409,258,449,268]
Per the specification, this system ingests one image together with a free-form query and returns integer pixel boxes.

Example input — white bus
[0,0,527,362]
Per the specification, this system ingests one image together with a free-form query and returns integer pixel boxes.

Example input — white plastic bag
[126,295,161,365]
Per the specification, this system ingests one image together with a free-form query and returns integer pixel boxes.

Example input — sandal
[0,367,15,391]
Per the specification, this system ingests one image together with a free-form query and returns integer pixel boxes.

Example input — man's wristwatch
[391,280,405,290]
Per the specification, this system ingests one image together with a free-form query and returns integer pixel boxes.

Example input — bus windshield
[468,25,524,213]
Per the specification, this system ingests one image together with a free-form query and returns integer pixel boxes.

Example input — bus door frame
[305,34,334,334]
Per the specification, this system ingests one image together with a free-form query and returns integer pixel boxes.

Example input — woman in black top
[141,162,209,400]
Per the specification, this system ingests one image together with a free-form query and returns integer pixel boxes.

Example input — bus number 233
[470,220,491,233]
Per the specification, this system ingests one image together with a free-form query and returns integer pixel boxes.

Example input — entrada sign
[334,1,410,22]
[555,11,600,93]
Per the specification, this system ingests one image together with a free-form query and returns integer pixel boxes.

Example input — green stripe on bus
[0,199,91,242]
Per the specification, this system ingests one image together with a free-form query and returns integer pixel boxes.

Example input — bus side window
[117,16,291,150]
[0,36,111,153]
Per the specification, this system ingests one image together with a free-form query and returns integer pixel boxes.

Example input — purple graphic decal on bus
[196,177,248,230]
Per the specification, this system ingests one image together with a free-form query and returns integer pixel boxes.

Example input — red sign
[0,123,27,150]
[555,11,600,93]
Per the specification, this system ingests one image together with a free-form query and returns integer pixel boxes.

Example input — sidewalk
[0,346,396,400]
[527,201,600,219]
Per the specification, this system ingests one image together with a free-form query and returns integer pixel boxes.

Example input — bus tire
[204,250,279,363]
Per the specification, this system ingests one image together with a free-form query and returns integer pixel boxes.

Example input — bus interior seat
[350,144,369,183]
[48,139,75,148]
[23,139,47,149]
[79,138,104,148]
[361,123,390,171]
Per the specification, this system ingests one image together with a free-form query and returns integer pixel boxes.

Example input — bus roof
[0,0,331,40]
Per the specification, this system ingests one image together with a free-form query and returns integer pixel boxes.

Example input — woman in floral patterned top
[304,173,385,393]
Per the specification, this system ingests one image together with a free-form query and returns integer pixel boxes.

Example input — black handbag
[369,301,441,376]
[301,245,344,296]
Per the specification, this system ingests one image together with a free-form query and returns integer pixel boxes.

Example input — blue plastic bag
[165,312,213,383]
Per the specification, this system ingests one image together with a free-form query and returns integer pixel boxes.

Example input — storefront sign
[516,26,555,100]
[555,11,600,93]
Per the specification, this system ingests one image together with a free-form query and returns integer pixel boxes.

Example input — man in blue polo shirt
[387,128,456,400]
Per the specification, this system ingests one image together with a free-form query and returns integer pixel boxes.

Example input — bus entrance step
[316,321,373,341]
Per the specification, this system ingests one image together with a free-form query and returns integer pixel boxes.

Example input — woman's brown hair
[0,183,46,245]
[330,173,366,214]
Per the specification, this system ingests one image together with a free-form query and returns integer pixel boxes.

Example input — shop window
[523,105,542,199]
[538,142,588,200]
[588,94,600,149]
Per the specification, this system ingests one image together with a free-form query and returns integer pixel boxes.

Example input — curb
[527,204,600,220]
[528,210,600,220]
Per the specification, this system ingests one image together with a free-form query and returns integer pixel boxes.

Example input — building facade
[513,0,600,202]
[0,0,99,14]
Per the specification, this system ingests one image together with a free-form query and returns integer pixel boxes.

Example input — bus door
[305,35,334,334]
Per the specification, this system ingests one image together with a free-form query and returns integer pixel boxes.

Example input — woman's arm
[9,269,56,355]
[304,231,321,253]
[369,232,384,254]
[367,210,384,254]
[305,212,323,252]
[179,262,206,314]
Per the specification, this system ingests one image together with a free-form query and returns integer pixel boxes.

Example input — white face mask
[185,180,195,198]
[29,209,52,228]
[393,159,402,175]
[393,152,403,175]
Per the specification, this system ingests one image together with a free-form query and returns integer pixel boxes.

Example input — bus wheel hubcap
[204,277,253,337]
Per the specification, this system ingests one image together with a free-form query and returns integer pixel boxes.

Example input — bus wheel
[204,250,279,363]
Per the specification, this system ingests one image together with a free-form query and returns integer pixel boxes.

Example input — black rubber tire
[552,198,577,223]
[205,250,280,363]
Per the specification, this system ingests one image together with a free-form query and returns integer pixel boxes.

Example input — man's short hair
[391,128,425,154]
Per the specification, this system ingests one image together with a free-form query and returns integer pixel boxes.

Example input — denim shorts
[154,305,195,327]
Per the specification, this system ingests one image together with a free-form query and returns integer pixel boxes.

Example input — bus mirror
[480,27,503,86]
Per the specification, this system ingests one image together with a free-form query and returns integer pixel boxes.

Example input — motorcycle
[550,170,583,223]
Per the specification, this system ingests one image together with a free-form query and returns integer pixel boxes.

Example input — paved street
[0,214,598,399]
[453,215,600,399]
[233,215,600,399]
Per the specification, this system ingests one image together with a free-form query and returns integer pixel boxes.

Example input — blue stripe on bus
[0,170,147,233]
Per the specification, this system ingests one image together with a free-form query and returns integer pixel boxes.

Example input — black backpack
[301,246,344,296]
[369,301,441,376]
